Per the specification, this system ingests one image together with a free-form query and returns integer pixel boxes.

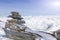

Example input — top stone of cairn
[8,11,23,20]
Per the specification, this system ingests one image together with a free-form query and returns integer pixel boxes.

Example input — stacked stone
[4,12,36,40]
[5,12,26,32]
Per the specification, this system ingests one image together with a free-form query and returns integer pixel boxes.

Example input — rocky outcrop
[3,12,57,40]
[4,12,41,40]
[3,28,36,40]
[52,29,60,40]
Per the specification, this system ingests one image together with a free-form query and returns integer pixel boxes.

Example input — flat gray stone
[3,28,37,40]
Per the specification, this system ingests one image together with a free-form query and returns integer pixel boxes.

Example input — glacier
[0,16,59,40]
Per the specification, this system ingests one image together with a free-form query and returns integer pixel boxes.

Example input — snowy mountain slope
[0,16,60,33]
[23,16,60,33]
[0,16,58,40]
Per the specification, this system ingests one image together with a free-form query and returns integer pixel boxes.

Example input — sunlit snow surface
[0,16,59,40]
[24,16,60,33]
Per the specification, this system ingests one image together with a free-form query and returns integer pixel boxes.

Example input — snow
[34,31,57,40]
[24,16,60,33]
[0,16,60,33]
[0,16,59,40]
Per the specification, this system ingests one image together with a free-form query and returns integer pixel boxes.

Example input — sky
[0,0,60,16]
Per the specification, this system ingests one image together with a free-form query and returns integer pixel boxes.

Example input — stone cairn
[3,12,39,40]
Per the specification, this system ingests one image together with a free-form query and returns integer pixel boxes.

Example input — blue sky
[0,0,60,16]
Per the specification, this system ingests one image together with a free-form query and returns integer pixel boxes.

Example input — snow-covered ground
[1,16,60,33]
[23,16,60,33]
[0,16,60,40]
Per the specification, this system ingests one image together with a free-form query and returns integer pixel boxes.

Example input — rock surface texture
[4,12,41,40]
[3,12,57,40]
